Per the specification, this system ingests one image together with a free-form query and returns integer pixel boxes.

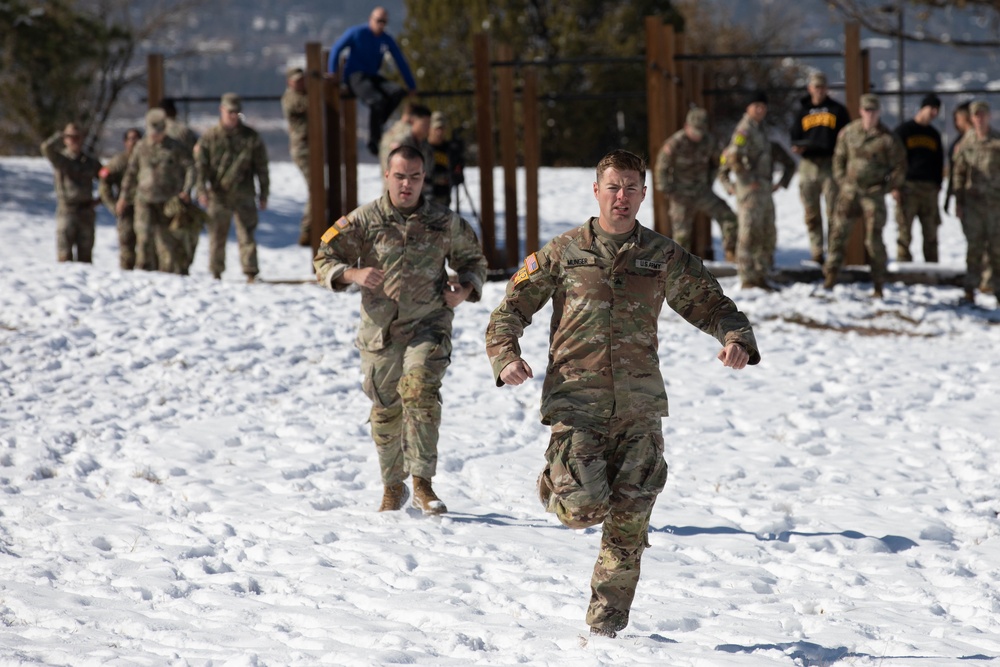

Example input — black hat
[920,93,942,109]
[747,90,768,106]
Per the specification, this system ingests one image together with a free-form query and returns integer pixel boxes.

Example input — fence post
[523,67,540,256]
[147,54,164,110]
[473,33,498,269]
[843,22,866,266]
[323,53,342,223]
[304,43,328,256]
[497,44,519,268]
[645,17,670,237]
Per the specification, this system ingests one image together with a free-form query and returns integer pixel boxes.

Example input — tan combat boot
[412,476,447,515]
[537,467,554,512]
[378,482,410,512]
[823,270,836,290]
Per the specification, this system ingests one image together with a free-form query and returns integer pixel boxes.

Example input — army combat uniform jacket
[195,123,269,202]
[120,136,195,205]
[281,88,309,166]
[655,129,721,199]
[833,120,906,194]
[314,193,488,352]
[486,219,760,425]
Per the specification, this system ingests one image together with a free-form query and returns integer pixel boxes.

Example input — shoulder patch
[734,133,747,146]
[512,266,530,285]
[524,252,540,275]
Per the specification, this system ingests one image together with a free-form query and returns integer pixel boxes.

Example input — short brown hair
[596,149,646,184]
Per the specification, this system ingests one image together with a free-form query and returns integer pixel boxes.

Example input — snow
[1,156,999,666]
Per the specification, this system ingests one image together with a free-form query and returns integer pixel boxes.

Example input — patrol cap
[221,92,242,112]
[62,122,82,138]
[860,93,880,111]
[808,71,827,87]
[430,111,447,129]
[145,108,167,133]
[287,66,304,80]
[685,107,709,131]
[919,93,941,109]
[970,100,990,115]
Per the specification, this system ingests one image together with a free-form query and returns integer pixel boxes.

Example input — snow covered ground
[1,156,998,666]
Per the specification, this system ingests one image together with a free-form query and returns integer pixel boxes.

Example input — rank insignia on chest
[636,259,665,271]
[321,216,350,244]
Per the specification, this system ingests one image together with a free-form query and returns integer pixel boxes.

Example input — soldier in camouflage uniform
[161,98,198,155]
[281,68,312,246]
[721,92,794,289]
[378,102,414,174]
[655,107,737,260]
[314,144,487,515]
[951,100,1000,305]
[823,94,907,298]
[99,128,146,270]
[117,109,196,274]
[195,93,270,282]
[486,150,760,639]
[41,123,102,263]
[159,98,202,274]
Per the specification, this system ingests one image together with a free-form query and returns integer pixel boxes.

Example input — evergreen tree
[401,0,683,167]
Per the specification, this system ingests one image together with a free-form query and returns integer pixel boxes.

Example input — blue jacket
[328,24,416,90]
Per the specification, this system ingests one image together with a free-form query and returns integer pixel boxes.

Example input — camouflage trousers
[541,411,668,634]
[667,191,737,254]
[207,194,259,279]
[826,186,889,286]
[960,196,1000,294]
[735,185,776,285]
[293,151,311,238]
[359,321,453,485]
[135,201,184,274]
[116,206,156,271]
[798,157,838,260]
[55,202,96,263]
[895,181,940,262]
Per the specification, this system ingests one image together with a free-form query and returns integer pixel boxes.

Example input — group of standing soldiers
[42,94,269,283]
[656,70,1000,305]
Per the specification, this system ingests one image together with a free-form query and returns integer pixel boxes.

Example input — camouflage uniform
[281,85,311,241]
[120,135,196,274]
[720,115,789,286]
[99,149,152,270]
[314,193,487,487]
[951,126,1000,296]
[486,218,760,634]
[163,116,201,273]
[824,119,907,289]
[40,132,101,263]
[655,128,737,255]
[196,122,270,279]
[379,118,411,172]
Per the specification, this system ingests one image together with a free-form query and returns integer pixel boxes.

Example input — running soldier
[823,94,906,298]
[486,149,759,639]
[117,109,195,274]
[195,93,270,282]
[790,72,851,263]
[314,145,487,515]
[99,128,146,270]
[41,123,102,263]
[655,107,737,261]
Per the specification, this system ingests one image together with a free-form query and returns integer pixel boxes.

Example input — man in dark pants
[893,93,944,262]
[328,6,417,155]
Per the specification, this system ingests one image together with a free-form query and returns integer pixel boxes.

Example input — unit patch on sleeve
[321,216,350,244]
[524,252,540,275]
[512,266,530,285]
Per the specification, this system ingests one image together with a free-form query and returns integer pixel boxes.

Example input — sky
[1,156,999,666]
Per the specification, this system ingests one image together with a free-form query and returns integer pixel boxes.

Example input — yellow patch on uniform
[320,226,340,244]
[734,133,747,146]
[512,266,530,285]
[524,253,540,275]
[334,216,350,230]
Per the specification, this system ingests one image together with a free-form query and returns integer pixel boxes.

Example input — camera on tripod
[448,128,466,185]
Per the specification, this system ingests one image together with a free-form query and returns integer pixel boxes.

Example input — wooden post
[323,66,343,221]
[147,54,164,110]
[843,22,866,266]
[473,33,498,269]
[497,44,519,268]
[342,97,358,212]
[304,43,328,256]
[645,17,669,237]
[523,68,540,256]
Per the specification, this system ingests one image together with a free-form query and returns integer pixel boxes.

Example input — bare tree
[828,0,1000,48]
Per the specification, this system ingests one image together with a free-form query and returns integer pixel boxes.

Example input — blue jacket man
[328,6,417,155]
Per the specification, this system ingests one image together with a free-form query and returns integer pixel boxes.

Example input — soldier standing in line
[945,102,991,293]
[159,98,203,274]
[281,67,312,247]
[195,93,270,282]
[654,107,738,261]
[426,111,454,208]
[823,94,907,298]
[721,91,793,290]
[894,93,944,263]
[116,109,195,274]
[313,145,487,515]
[161,98,198,155]
[99,128,146,270]
[951,100,1000,306]
[486,149,759,639]
[790,72,851,264]
[380,104,432,173]
[40,123,102,263]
